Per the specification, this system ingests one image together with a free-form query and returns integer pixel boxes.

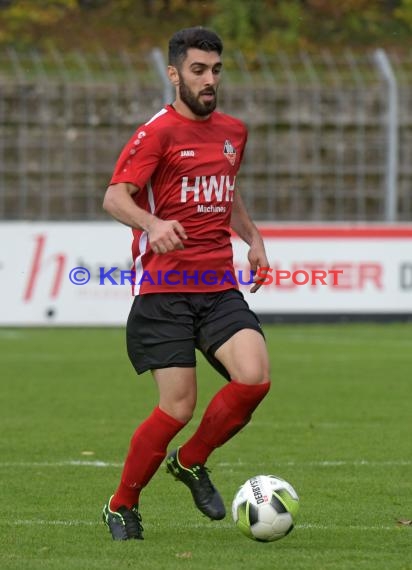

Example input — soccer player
[102,26,271,540]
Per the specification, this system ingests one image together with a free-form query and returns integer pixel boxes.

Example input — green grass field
[1,323,411,570]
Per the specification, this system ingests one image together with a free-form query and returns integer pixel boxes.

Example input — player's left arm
[230,190,270,293]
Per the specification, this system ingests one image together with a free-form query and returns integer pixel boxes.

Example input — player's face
[174,48,222,118]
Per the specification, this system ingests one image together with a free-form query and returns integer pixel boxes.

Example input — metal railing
[0,47,410,222]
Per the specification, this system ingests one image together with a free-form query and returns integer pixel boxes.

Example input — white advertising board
[0,222,411,325]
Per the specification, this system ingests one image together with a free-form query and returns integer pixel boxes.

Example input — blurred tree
[210,0,255,46]
[77,0,109,8]
[383,0,402,9]
[0,0,411,51]
[301,0,406,45]
[0,0,77,47]
[209,0,307,52]
[395,0,412,29]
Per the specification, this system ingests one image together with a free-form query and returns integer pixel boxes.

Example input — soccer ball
[232,474,299,542]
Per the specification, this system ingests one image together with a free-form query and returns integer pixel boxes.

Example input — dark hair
[168,27,223,67]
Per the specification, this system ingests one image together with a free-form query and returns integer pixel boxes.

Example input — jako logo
[181,150,195,157]
[180,175,236,202]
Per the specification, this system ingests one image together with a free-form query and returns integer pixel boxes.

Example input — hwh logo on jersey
[180,175,236,203]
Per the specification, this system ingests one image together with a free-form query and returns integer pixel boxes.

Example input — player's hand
[147,218,187,254]
[248,244,270,293]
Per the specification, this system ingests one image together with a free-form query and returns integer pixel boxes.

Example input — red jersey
[110,104,248,294]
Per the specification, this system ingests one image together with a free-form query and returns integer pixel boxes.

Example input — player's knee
[161,400,195,424]
[176,409,194,424]
[234,364,271,385]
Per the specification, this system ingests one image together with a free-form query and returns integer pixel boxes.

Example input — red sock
[110,406,186,510]
[178,380,270,467]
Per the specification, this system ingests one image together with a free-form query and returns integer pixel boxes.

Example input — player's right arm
[103,182,187,253]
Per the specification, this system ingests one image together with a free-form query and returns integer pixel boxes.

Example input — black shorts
[126,289,264,381]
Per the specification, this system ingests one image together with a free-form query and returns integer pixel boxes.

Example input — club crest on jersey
[223,139,236,166]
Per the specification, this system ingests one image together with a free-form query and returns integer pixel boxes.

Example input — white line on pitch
[217,460,412,467]
[11,519,95,526]
[0,331,25,339]
[296,523,396,531]
[2,520,398,531]
[0,460,123,468]
[0,459,411,469]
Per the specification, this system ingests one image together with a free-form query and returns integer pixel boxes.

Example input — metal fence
[0,47,411,222]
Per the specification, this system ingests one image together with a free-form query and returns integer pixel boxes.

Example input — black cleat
[166,449,226,520]
[102,496,144,540]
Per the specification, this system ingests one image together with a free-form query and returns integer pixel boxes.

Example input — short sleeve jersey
[110,104,248,295]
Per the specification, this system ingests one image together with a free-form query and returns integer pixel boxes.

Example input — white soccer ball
[232,474,299,542]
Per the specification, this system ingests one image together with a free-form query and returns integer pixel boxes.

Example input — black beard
[178,77,217,117]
